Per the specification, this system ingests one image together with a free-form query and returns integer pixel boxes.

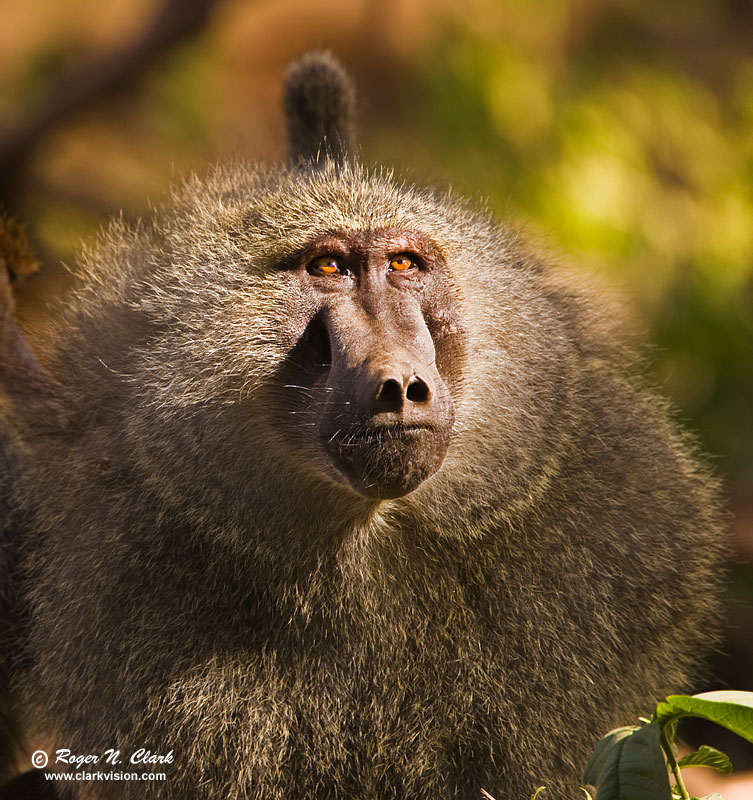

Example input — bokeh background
[1,0,752,795]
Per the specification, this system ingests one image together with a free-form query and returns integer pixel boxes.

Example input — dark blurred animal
[0,52,724,799]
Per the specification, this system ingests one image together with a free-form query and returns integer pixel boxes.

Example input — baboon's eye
[309,255,345,276]
[389,254,416,272]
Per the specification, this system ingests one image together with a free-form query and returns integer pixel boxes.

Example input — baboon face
[277,228,461,500]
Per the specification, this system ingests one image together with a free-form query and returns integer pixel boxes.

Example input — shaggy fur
[0,53,725,799]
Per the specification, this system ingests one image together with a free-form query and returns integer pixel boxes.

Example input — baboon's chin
[327,426,448,500]
[325,426,449,500]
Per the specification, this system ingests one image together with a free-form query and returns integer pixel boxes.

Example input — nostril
[376,379,404,410]
[406,377,430,404]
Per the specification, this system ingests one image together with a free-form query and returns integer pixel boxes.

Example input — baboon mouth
[324,423,448,500]
[337,424,437,448]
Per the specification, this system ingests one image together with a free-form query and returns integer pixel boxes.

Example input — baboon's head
[109,161,479,516]
[74,53,560,522]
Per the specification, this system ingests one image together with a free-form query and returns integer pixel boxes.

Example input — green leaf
[583,722,672,800]
[663,718,679,755]
[677,745,733,774]
[656,691,753,744]
[584,726,641,787]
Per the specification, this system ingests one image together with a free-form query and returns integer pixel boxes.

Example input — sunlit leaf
[677,745,733,774]
[656,692,753,744]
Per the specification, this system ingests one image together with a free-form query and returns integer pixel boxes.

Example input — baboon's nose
[372,372,432,413]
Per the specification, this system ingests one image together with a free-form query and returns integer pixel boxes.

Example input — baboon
[0,52,725,799]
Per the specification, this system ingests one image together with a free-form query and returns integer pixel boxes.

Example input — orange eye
[310,256,342,275]
[389,254,415,271]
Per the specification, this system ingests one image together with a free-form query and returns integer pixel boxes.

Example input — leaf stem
[660,725,691,800]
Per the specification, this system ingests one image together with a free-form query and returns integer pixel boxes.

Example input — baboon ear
[283,51,355,170]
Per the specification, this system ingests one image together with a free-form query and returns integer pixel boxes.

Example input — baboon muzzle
[317,305,455,500]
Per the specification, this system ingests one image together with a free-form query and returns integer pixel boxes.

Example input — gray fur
[0,55,725,799]
[1,264,56,784]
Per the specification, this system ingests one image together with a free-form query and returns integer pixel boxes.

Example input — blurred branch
[0,0,222,212]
